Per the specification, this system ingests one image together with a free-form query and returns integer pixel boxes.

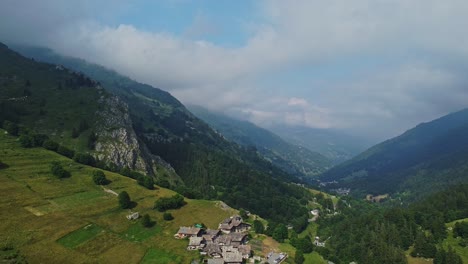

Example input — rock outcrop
[94,95,178,181]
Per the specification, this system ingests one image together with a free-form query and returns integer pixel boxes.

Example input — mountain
[320,108,468,198]
[269,125,372,164]
[188,105,331,177]
[0,42,177,183]
[3,43,312,226]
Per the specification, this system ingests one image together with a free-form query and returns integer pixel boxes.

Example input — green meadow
[0,129,236,263]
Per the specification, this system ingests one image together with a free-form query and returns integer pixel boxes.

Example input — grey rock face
[94,95,176,179]
[94,96,148,172]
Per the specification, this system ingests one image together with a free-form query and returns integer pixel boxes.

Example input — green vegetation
[57,224,103,248]
[92,170,108,185]
[313,184,468,264]
[10,44,316,228]
[72,152,95,166]
[0,45,102,155]
[140,248,182,264]
[118,191,131,209]
[453,221,468,239]
[50,161,71,178]
[137,175,154,190]
[141,214,153,228]
[321,108,468,199]
[3,120,19,136]
[253,220,264,234]
[162,212,174,221]
[434,246,463,264]
[42,139,59,151]
[0,128,235,263]
[0,245,27,264]
[294,250,305,264]
[188,105,331,177]
[154,194,186,212]
[123,223,161,242]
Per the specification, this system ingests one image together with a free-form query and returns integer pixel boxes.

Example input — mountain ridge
[2,42,313,226]
[188,104,331,178]
[320,107,468,199]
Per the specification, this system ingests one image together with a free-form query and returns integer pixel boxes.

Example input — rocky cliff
[94,94,180,184]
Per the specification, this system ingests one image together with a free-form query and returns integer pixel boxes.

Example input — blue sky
[101,1,258,47]
[1,0,468,141]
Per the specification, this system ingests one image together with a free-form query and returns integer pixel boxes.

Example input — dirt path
[101,186,118,196]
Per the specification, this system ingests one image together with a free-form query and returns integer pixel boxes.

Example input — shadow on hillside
[128,201,138,209]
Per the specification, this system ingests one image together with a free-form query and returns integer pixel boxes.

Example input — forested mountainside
[315,184,468,264]
[188,105,331,178]
[269,125,372,164]
[1,43,312,226]
[320,108,468,199]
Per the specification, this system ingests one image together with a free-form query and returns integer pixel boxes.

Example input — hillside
[188,105,331,178]
[269,125,372,164]
[0,128,238,263]
[2,43,312,227]
[320,108,468,198]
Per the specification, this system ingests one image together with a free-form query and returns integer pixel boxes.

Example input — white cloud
[1,0,468,139]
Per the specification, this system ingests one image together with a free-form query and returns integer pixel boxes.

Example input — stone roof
[207,259,224,264]
[189,236,204,246]
[238,244,251,256]
[219,215,243,230]
[223,250,243,263]
[215,235,232,246]
[205,229,220,236]
[204,242,222,256]
[229,233,246,242]
[177,227,201,235]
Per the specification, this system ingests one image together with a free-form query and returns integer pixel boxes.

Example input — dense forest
[312,184,468,264]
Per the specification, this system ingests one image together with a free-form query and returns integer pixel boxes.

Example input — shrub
[92,170,108,185]
[141,214,154,228]
[294,250,305,264]
[19,135,34,148]
[42,140,59,151]
[118,191,131,209]
[73,152,95,166]
[154,194,186,212]
[49,161,70,178]
[163,212,174,221]
[32,134,49,146]
[3,121,19,136]
[20,133,49,148]
[137,175,154,190]
[253,220,264,234]
[155,179,171,189]
[57,145,75,158]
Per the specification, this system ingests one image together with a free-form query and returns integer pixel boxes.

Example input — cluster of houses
[175,215,254,263]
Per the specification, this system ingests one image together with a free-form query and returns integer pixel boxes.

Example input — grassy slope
[0,130,237,264]
[443,219,468,263]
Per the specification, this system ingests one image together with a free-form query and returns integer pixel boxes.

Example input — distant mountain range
[269,125,372,164]
[188,105,331,178]
[320,108,468,199]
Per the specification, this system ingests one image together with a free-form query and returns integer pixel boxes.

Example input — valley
[0,41,467,264]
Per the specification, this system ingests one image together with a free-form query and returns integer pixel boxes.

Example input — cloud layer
[1,0,468,140]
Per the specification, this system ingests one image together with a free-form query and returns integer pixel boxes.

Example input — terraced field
[0,129,237,263]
